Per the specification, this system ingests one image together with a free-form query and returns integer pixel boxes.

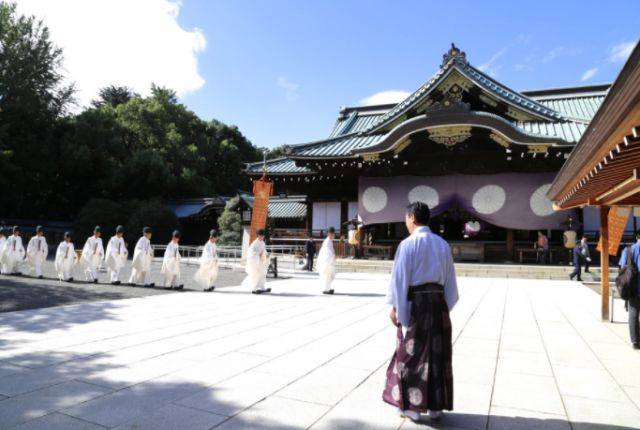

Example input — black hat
[172,230,181,238]
[94,226,101,234]
[142,226,152,234]
[36,225,44,233]
[257,228,266,237]
[115,225,124,234]
[64,231,71,239]
[209,229,219,238]
[327,227,335,234]
[13,225,20,233]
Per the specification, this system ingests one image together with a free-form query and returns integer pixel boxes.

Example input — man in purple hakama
[383,202,459,422]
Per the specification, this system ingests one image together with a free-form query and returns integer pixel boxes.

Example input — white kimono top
[317,237,336,275]
[245,239,267,273]
[6,235,25,260]
[55,241,76,272]
[386,226,459,327]
[82,236,104,267]
[105,235,128,271]
[27,236,48,261]
[161,241,181,276]
[131,236,153,272]
[0,236,7,265]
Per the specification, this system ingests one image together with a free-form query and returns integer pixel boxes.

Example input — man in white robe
[0,227,8,275]
[4,226,26,275]
[161,230,183,290]
[317,227,337,294]
[242,229,271,294]
[105,225,128,285]
[26,225,48,279]
[55,232,77,282]
[82,226,104,283]
[195,229,220,292]
[383,202,458,423]
[129,227,154,287]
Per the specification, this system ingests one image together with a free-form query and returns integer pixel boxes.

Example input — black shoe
[576,278,582,282]
[175,284,184,290]
[633,343,640,350]
[164,285,173,290]
[111,281,121,285]
[584,269,591,273]
[66,278,74,283]
[252,289,262,294]
[38,275,43,279]
[264,288,271,293]
[149,283,155,287]
[322,289,335,295]
[93,279,98,284]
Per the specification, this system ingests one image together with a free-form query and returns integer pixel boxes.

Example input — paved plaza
[0,273,638,429]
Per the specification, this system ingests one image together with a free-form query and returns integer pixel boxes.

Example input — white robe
[241,239,268,291]
[386,226,459,327]
[194,241,219,288]
[161,241,181,286]
[0,236,8,274]
[27,236,48,277]
[55,241,77,280]
[317,237,336,291]
[129,236,153,285]
[105,235,128,282]
[82,236,104,280]
[4,235,25,274]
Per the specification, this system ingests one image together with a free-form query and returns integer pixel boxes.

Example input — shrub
[217,196,243,245]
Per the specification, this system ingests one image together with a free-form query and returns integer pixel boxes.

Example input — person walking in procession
[383,202,458,423]
[55,232,76,282]
[161,230,183,290]
[619,231,640,349]
[129,227,154,287]
[0,228,7,275]
[569,243,585,282]
[195,229,220,292]
[105,225,128,285]
[304,234,315,271]
[26,226,48,279]
[579,235,591,273]
[317,227,337,295]
[242,229,271,294]
[82,226,104,283]
[5,226,26,275]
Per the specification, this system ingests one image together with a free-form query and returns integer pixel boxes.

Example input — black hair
[209,229,219,238]
[142,226,152,234]
[36,225,44,233]
[94,226,101,234]
[257,228,266,237]
[12,225,20,233]
[172,230,181,239]
[406,202,431,225]
[328,227,335,234]
[636,230,640,239]
[64,231,71,239]
[116,225,124,234]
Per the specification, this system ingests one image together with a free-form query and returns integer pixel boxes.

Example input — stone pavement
[0,273,638,429]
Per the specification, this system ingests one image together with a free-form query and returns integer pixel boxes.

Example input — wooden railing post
[600,206,610,320]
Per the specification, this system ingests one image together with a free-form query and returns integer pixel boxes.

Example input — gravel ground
[0,259,264,313]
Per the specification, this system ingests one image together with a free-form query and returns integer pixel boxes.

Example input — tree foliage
[217,196,243,245]
[126,201,180,246]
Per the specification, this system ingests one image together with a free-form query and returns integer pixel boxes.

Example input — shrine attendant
[317,227,337,294]
[195,229,220,292]
[242,229,271,294]
[26,225,48,279]
[105,225,128,285]
[161,230,183,290]
[5,226,26,275]
[82,226,104,283]
[55,232,76,282]
[0,227,8,275]
[129,227,154,287]
[383,202,458,422]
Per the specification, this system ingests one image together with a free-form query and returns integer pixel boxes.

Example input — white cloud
[609,41,636,63]
[15,0,206,108]
[580,68,598,82]
[359,90,410,106]
[477,48,507,77]
[277,76,299,101]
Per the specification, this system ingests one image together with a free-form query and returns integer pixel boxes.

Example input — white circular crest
[408,185,439,208]
[408,387,423,406]
[391,385,401,401]
[530,184,554,216]
[405,339,415,356]
[472,185,506,215]
[362,186,388,213]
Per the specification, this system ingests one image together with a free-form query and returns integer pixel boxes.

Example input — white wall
[348,201,358,221]
[312,202,341,231]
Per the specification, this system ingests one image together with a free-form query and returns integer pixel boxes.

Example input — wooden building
[247,45,615,262]
[549,41,640,319]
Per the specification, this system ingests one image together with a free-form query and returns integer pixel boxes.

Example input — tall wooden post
[506,229,514,261]
[599,206,610,321]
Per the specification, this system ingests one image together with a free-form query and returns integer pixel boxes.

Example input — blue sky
[176,0,639,149]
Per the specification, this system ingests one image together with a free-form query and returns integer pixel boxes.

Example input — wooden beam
[600,206,610,321]
[596,169,640,204]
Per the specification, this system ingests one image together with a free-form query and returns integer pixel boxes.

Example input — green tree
[73,198,126,241]
[92,85,139,107]
[0,2,74,217]
[217,196,243,245]
[126,201,180,246]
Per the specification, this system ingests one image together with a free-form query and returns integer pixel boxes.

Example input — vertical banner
[597,206,630,256]
[250,175,273,243]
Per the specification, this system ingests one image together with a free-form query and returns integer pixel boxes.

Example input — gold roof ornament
[441,43,468,67]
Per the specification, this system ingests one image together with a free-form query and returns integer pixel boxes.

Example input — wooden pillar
[306,200,313,235]
[599,206,610,321]
[506,229,514,261]
[340,200,349,238]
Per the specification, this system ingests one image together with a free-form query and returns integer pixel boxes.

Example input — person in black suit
[569,245,584,281]
[304,234,316,271]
